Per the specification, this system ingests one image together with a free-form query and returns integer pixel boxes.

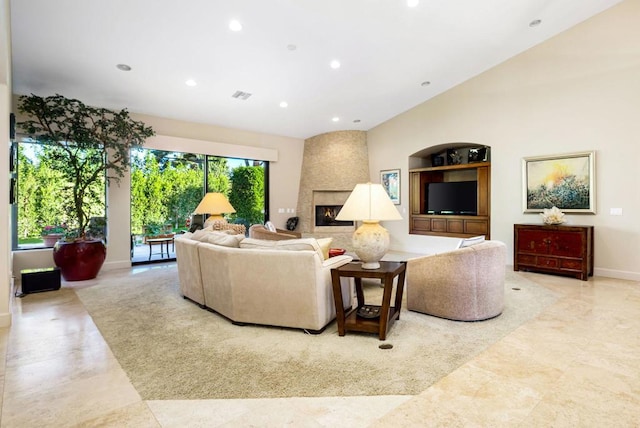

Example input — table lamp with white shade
[335,183,403,269]
[193,192,236,224]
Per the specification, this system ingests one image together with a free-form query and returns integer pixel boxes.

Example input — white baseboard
[102,260,132,271]
[593,268,640,282]
[507,263,640,282]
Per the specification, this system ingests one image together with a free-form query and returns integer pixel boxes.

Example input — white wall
[367,0,640,280]
[0,0,12,327]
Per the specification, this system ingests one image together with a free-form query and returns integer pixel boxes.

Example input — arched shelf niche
[408,142,491,239]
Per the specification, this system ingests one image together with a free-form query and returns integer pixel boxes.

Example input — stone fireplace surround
[296,130,370,251]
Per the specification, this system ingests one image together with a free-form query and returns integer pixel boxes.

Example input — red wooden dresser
[514,224,594,281]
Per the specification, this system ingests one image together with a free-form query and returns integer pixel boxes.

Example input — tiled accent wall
[296,130,369,250]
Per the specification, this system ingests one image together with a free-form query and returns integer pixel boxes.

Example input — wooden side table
[145,235,175,260]
[331,261,406,340]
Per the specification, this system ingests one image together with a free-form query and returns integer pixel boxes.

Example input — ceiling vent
[232,90,252,100]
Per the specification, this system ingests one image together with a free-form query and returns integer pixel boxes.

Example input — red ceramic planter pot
[53,240,107,281]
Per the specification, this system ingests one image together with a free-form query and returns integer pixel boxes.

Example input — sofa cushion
[207,231,245,247]
[191,229,212,242]
[180,232,194,240]
[240,237,325,260]
[240,238,277,249]
[316,237,333,260]
[191,229,244,247]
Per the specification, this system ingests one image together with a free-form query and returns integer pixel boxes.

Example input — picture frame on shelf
[522,150,596,213]
[468,146,488,163]
[380,169,401,205]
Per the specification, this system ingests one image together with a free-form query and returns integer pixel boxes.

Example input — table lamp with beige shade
[335,183,403,269]
[193,192,236,226]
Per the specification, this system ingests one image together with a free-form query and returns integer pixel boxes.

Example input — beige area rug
[76,265,558,400]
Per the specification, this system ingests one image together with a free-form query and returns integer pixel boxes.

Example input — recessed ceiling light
[185,79,197,87]
[407,0,419,7]
[353,119,361,123]
[529,19,542,27]
[330,60,341,69]
[116,64,131,71]
[332,117,340,122]
[279,101,288,108]
[229,20,242,32]
[421,81,431,87]
[287,44,297,51]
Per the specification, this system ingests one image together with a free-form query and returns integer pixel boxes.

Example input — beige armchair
[406,240,507,321]
[249,224,301,241]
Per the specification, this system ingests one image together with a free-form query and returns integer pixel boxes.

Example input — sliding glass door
[130,149,267,264]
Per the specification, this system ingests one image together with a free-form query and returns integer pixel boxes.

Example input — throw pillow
[240,237,325,260]
[239,238,278,250]
[274,238,324,260]
[207,231,245,247]
[192,229,211,242]
[265,221,277,232]
[316,237,333,260]
[457,235,486,249]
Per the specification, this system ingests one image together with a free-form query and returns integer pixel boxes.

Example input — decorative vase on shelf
[42,233,64,247]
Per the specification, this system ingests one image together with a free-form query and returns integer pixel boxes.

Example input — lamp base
[352,220,390,270]
[361,261,381,270]
[203,215,226,229]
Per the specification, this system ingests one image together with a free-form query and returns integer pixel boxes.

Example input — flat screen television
[425,181,477,215]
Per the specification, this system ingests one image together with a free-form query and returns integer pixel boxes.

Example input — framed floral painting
[380,169,400,205]
[522,151,596,213]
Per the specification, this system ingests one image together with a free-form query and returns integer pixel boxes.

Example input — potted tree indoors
[18,94,155,280]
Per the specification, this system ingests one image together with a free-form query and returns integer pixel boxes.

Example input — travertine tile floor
[1,263,639,427]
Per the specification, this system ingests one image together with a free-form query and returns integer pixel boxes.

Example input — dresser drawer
[560,259,583,270]
[517,254,537,265]
[537,257,558,268]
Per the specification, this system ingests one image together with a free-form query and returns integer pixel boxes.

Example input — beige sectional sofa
[175,230,353,332]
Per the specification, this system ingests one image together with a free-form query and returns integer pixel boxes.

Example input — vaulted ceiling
[10,0,623,139]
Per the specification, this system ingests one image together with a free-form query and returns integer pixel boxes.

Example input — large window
[130,149,206,235]
[130,149,267,263]
[13,141,106,249]
[11,143,268,254]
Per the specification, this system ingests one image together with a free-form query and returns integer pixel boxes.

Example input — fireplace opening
[315,205,353,227]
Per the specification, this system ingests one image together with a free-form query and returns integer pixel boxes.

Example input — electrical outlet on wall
[610,208,623,215]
